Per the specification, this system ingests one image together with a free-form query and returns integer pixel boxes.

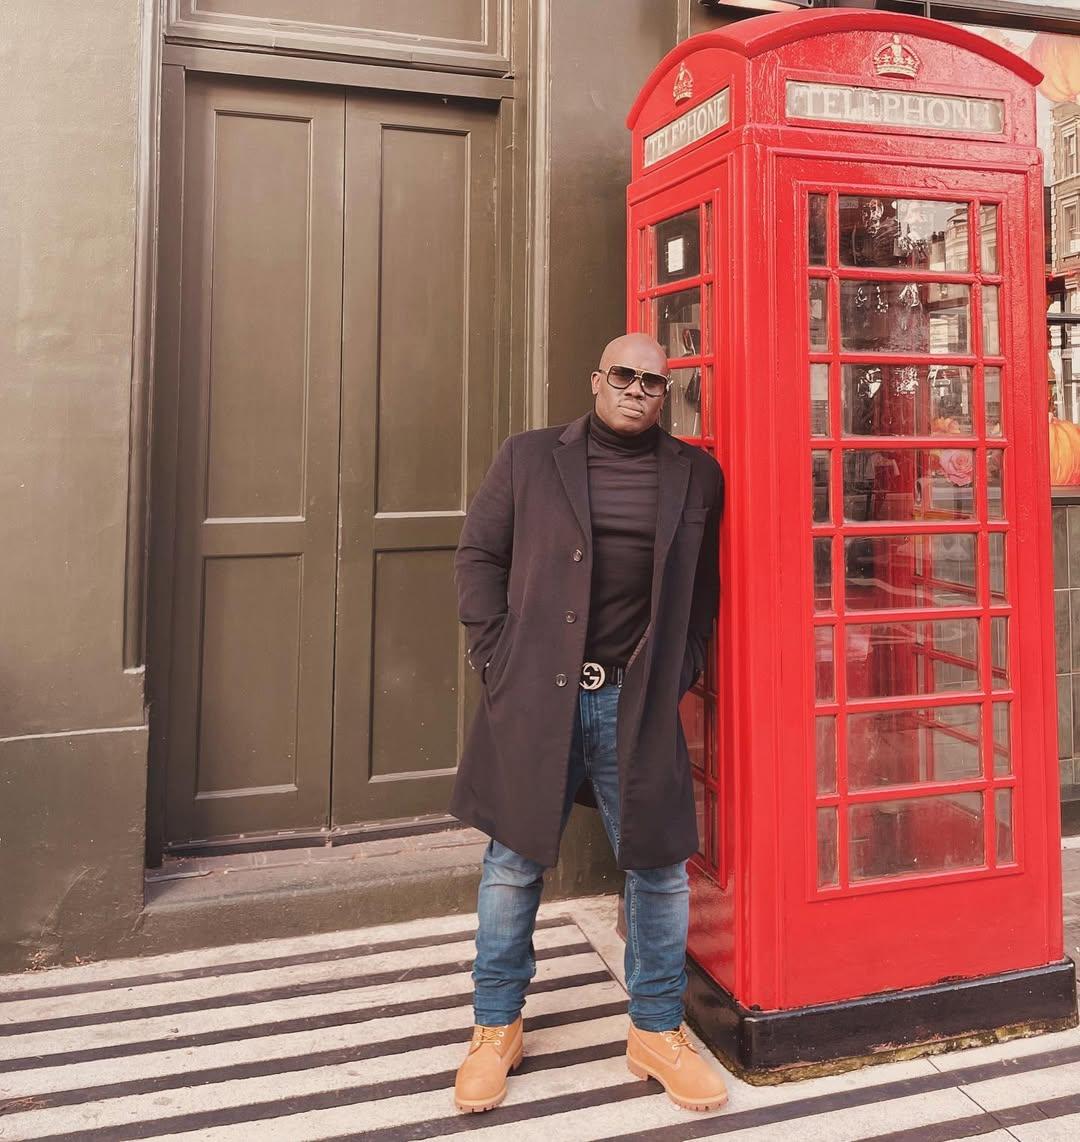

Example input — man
[449,333,726,1113]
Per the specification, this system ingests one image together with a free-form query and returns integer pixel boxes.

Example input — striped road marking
[1,903,1079,1140]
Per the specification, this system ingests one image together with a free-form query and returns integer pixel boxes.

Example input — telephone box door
[773,155,1055,1006]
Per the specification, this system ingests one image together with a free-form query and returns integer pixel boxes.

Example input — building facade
[3,0,1080,971]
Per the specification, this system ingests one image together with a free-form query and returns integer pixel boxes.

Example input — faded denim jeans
[472,681,690,1032]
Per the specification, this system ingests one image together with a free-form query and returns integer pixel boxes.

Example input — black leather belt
[579,661,625,690]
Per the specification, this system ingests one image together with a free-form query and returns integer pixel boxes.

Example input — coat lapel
[556,412,690,619]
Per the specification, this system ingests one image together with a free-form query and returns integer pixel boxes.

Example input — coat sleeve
[454,434,515,675]
[684,461,725,685]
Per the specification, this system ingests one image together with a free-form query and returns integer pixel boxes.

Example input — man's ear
[590,370,601,395]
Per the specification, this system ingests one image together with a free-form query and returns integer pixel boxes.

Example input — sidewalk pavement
[0,842,1078,1141]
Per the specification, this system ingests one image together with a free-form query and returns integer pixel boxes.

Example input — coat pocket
[682,506,709,524]
[484,610,517,687]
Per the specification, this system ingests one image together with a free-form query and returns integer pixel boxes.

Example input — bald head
[598,333,667,375]
[590,332,669,436]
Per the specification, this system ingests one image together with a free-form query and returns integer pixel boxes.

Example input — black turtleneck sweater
[585,410,659,665]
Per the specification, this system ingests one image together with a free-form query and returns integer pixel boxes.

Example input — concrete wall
[0,1,148,969]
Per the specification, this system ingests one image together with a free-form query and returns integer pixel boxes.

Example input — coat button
[565,610,577,623]
[572,548,583,562]
[555,673,568,687]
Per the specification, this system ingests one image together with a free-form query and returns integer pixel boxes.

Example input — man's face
[590,340,669,435]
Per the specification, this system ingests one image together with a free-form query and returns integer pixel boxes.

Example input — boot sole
[454,1045,524,1112]
[627,1054,729,1112]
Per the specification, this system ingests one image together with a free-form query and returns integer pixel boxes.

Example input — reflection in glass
[993,702,1011,775]
[849,793,984,881]
[842,364,973,436]
[840,281,970,354]
[989,532,1006,601]
[984,366,1002,436]
[810,278,829,350]
[996,788,1014,863]
[662,367,703,438]
[809,194,828,266]
[709,701,718,780]
[702,201,713,275]
[817,716,837,795]
[980,204,999,274]
[816,625,834,703]
[991,616,1009,691]
[840,196,969,271]
[653,209,700,286]
[844,533,977,611]
[846,620,979,700]
[655,288,702,360]
[812,450,831,523]
[811,363,830,436]
[848,705,981,790]
[681,688,706,771]
[987,449,1004,520]
[842,449,975,522]
[814,537,832,611]
[983,284,1001,355]
[818,807,839,887]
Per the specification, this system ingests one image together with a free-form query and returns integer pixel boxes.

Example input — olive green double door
[162,75,498,845]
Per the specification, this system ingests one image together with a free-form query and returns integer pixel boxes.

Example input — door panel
[331,94,497,824]
[165,77,344,843]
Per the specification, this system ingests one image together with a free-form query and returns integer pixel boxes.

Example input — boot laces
[472,1025,506,1047]
[661,1026,694,1052]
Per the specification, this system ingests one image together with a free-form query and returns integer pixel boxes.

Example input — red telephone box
[627,10,1078,1077]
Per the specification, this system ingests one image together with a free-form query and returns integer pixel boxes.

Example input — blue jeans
[472,681,690,1032]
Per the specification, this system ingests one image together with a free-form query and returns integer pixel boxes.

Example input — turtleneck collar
[588,409,660,455]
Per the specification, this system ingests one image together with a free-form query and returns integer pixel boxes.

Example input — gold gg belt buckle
[580,662,606,690]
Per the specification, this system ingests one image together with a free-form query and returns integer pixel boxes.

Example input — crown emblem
[673,62,694,104]
[873,35,921,80]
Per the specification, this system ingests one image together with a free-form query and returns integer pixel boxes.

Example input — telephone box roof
[626,9,1043,130]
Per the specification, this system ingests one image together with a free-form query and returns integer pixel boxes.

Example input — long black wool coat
[449,410,724,870]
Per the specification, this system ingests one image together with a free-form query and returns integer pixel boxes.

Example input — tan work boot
[453,1015,524,1112]
[626,1023,729,1111]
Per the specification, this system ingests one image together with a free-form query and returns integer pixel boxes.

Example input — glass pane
[840,281,970,354]
[980,203,999,274]
[848,705,981,789]
[842,364,973,436]
[681,688,706,771]
[809,194,828,266]
[987,449,1004,520]
[982,284,1000,355]
[708,700,718,780]
[984,366,1002,436]
[707,789,718,868]
[847,619,979,700]
[989,533,1006,602]
[849,793,984,881]
[814,537,833,612]
[811,363,830,436]
[817,807,839,887]
[816,625,835,703]
[653,209,700,286]
[694,774,706,858]
[662,367,703,438]
[991,617,1009,692]
[810,278,829,350]
[812,450,831,523]
[655,288,701,359]
[702,201,712,275]
[845,533,977,611]
[993,702,1011,776]
[840,196,969,271]
[995,788,1014,863]
[843,449,975,522]
[816,716,837,795]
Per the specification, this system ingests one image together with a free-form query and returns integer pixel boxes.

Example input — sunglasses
[602,364,672,400]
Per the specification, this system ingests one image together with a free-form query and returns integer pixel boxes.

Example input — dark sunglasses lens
[640,372,669,397]
[607,366,636,387]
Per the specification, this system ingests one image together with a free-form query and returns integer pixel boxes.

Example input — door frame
[142,39,532,865]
